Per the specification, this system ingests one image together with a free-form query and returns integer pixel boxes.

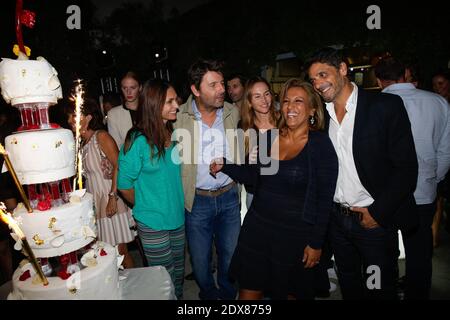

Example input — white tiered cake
[1,55,121,300]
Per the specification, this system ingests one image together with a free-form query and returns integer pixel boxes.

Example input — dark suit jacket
[325,87,419,231]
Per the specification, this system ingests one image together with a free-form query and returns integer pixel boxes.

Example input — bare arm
[97,130,121,216]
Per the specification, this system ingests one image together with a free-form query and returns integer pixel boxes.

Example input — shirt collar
[382,82,415,93]
[192,100,223,121]
[326,82,358,116]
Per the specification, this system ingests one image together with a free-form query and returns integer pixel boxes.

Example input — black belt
[333,202,362,219]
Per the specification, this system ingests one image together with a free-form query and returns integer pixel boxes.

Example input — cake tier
[8,242,120,300]
[4,128,75,185]
[12,192,96,258]
[0,56,62,105]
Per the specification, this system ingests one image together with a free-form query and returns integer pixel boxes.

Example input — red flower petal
[19,269,31,281]
[57,270,71,280]
[100,249,107,256]
[37,199,51,211]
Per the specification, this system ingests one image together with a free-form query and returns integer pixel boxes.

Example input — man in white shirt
[375,57,450,299]
[307,48,418,300]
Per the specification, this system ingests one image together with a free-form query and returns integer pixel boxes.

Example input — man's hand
[350,207,379,229]
[302,245,322,269]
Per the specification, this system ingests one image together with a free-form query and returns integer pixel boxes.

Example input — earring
[309,115,316,125]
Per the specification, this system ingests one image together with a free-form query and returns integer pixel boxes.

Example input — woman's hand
[302,245,322,269]
[209,158,224,178]
[106,196,118,218]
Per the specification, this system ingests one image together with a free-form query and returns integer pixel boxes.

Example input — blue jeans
[185,185,241,300]
[329,204,398,300]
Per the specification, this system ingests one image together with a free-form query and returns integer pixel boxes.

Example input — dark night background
[0,0,449,103]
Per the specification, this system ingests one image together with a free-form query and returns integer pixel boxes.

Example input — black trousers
[401,201,436,300]
[329,204,398,300]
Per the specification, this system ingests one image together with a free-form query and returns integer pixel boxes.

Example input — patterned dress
[82,130,135,246]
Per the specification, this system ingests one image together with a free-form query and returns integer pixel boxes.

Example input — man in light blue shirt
[174,59,241,300]
[375,57,450,299]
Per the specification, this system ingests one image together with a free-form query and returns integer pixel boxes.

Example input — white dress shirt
[326,83,374,207]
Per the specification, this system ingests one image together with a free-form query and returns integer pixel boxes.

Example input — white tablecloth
[0,266,176,300]
[119,266,176,300]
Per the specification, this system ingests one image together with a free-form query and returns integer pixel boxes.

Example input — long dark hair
[81,98,106,131]
[123,79,174,159]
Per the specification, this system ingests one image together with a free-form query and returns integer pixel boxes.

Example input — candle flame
[0,202,25,239]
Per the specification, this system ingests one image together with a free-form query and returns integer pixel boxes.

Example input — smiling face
[192,71,225,109]
[282,87,315,131]
[308,62,347,103]
[161,86,179,123]
[250,82,272,115]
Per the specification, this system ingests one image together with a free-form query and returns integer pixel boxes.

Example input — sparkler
[0,203,48,285]
[73,79,84,190]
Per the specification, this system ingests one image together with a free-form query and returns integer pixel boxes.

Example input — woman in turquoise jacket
[118,79,185,299]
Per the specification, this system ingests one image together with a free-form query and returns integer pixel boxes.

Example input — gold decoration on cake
[13,44,31,57]
[48,217,57,229]
[55,140,63,148]
[32,144,38,149]
[32,234,44,246]
[21,69,26,77]
[68,287,78,295]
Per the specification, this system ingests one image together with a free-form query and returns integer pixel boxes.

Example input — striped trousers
[136,221,185,299]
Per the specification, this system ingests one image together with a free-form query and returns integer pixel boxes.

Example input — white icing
[12,193,96,258]
[0,56,62,105]
[4,128,75,185]
[8,242,120,300]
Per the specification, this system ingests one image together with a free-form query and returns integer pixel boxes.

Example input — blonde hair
[278,78,325,134]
